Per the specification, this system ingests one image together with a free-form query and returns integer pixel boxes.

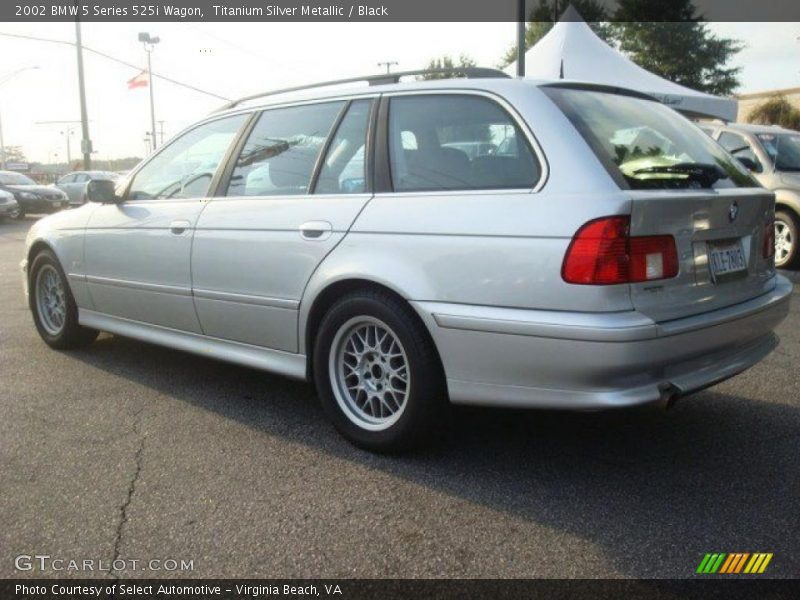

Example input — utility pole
[36,120,84,169]
[0,109,5,170]
[517,0,526,77]
[75,20,92,169]
[139,32,160,151]
[377,61,398,74]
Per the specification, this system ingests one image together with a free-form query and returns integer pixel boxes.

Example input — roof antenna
[559,59,564,79]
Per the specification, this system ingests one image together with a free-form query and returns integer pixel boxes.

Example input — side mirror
[736,156,762,173]
[86,179,119,204]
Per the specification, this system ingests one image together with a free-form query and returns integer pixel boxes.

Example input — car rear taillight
[763,219,775,260]
[562,216,678,285]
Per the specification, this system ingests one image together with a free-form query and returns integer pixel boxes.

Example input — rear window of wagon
[542,86,758,191]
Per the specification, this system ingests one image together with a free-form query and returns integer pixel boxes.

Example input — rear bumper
[412,276,793,409]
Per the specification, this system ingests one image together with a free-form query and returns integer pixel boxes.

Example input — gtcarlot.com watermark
[15,554,195,573]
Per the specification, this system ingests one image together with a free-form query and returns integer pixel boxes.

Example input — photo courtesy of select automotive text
[1,0,800,597]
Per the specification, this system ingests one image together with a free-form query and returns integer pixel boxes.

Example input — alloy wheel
[35,264,67,335]
[329,316,411,431]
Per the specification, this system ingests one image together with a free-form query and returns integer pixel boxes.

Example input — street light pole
[139,32,160,152]
[75,21,92,169]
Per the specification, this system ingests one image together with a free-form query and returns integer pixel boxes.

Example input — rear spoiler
[539,81,658,103]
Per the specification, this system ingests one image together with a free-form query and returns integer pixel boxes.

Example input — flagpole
[139,32,159,151]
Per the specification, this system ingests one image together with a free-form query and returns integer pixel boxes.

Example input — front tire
[775,210,799,269]
[30,249,98,349]
[313,289,448,452]
[12,206,24,220]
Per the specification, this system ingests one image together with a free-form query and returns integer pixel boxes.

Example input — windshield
[543,87,757,190]
[0,172,36,185]
[756,132,800,172]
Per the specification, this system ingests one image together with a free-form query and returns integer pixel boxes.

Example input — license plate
[708,241,747,279]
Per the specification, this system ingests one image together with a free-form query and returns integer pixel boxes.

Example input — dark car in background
[0,188,19,220]
[0,171,68,219]
[55,170,119,206]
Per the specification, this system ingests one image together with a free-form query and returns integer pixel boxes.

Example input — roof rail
[214,67,510,112]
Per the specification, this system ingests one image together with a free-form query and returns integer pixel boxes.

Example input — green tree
[610,0,743,95]
[746,96,800,131]
[499,0,611,68]
[419,54,478,80]
[1,145,27,163]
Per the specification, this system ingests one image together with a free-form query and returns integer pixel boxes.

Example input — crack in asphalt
[110,404,146,580]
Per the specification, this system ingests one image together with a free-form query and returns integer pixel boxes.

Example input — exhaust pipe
[658,383,681,410]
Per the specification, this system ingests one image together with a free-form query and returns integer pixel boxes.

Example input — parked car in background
[0,188,19,220]
[55,171,119,207]
[702,122,800,269]
[0,171,68,219]
[21,73,791,451]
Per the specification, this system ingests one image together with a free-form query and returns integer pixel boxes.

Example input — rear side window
[544,86,757,190]
[226,101,344,197]
[315,99,372,194]
[388,95,540,192]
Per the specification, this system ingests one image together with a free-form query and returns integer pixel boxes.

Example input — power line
[0,31,231,101]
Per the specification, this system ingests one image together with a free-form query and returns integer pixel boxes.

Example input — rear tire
[775,210,799,269]
[29,249,98,349]
[13,207,24,220]
[313,289,448,453]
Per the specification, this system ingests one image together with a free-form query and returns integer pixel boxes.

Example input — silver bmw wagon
[22,70,792,451]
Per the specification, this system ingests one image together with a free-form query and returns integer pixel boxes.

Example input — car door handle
[170,220,191,235]
[299,221,333,241]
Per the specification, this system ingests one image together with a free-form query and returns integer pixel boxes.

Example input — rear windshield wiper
[632,162,728,185]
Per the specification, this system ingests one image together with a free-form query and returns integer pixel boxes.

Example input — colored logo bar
[696,553,773,574]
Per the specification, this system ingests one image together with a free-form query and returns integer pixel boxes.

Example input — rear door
[191,97,376,352]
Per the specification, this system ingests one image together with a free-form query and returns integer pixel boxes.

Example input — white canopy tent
[505,7,738,122]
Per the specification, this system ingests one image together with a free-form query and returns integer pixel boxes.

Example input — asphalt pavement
[1,216,798,579]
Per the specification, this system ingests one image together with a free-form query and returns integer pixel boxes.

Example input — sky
[0,21,798,164]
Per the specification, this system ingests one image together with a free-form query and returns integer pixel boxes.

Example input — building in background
[736,87,800,124]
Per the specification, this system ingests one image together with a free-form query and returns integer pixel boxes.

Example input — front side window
[756,132,800,172]
[128,114,246,200]
[388,95,540,192]
[718,132,763,173]
[58,174,76,184]
[544,86,758,189]
[226,101,344,197]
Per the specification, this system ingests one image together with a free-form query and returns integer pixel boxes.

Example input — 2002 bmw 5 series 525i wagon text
[21,71,792,452]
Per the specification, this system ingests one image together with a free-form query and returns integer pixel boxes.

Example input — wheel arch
[302,277,443,382]
[774,190,800,219]
[26,240,66,306]
[28,239,56,267]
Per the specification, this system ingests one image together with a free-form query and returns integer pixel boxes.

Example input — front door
[191,98,375,352]
[83,114,248,333]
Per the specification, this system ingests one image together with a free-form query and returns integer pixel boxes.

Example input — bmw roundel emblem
[728,201,739,223]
